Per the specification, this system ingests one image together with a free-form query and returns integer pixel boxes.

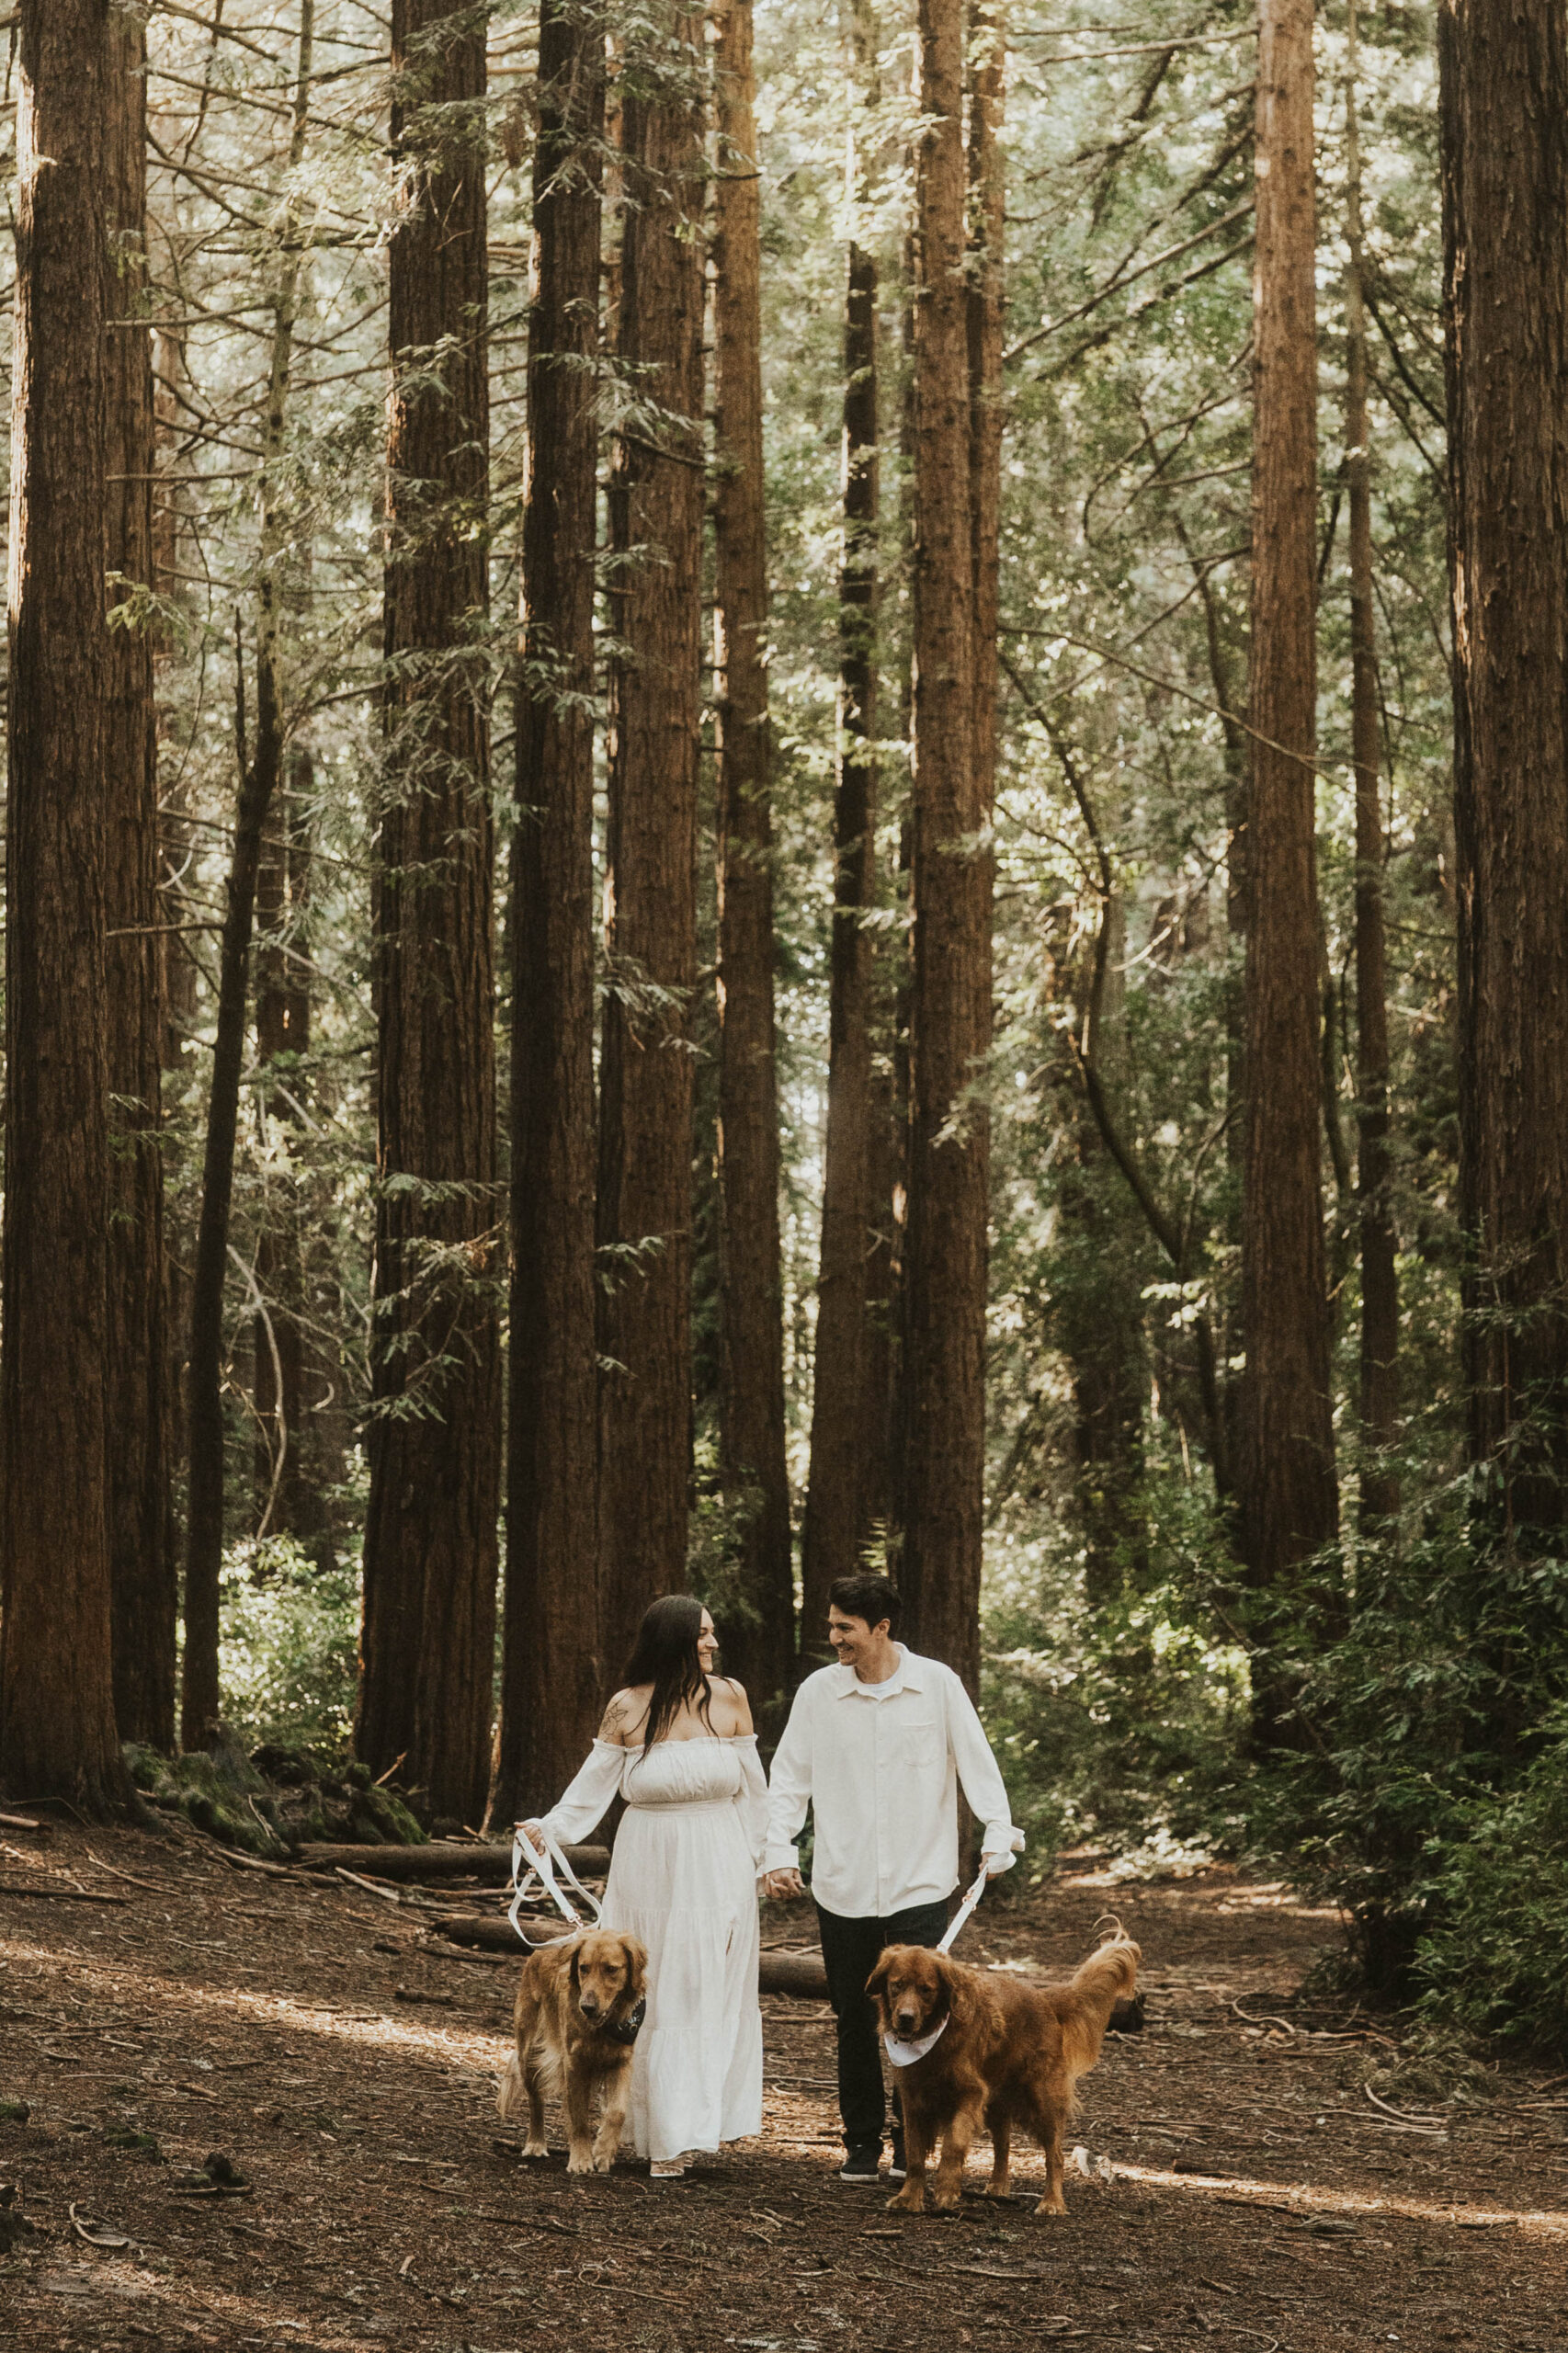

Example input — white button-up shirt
[763,1646,1024,1919]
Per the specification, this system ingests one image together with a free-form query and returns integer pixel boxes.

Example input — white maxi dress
[540,1733,766,2163]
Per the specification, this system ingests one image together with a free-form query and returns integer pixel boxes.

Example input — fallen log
[293,1839,609,1882]
[429,1909,831,1995]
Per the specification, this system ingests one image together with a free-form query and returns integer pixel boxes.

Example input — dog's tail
[1050,1932,1141,2084]
[496,2052,525,2123]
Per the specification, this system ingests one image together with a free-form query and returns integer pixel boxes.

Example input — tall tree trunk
[902,0,994,1693]
[1059,891,1147,1607]
[1238,0,1339,1725]
[154,326,199,1075]
[0,0,126,1810]
[1440,0,1568,1540]
[597,0,705,1678]
[491,0,605,1825]
[182,4,314,1752]
[104,3,175,1749]
[712,0,792,1704]
[802,0,882,1658]
[253,756,322,1546]
[968,0,1005,852]
[1345,0,1398,1532]
[359,0,500,1824]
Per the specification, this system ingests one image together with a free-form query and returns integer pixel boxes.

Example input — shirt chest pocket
[883,1713,943,1773]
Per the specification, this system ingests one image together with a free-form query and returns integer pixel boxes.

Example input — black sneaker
[837,2145,882,2185]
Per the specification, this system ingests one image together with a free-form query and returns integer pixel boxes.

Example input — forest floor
[3,1819,1567,2353]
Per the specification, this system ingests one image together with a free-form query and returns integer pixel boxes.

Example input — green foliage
[216,1537,362,1753]
[1415,1712,1568,2055]
[983,1464,1250,1872]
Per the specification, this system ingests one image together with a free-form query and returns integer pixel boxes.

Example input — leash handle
[936,1863,990,1956]
[508,1824,604,1947]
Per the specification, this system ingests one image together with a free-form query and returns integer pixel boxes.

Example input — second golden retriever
[868,1930,1140,2216]
[495,1929,648,2175]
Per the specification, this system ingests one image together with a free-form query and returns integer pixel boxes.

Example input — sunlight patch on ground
[1111,2159,1568,2240]
[0,1927,504,2075]
[37,2257,401,2350]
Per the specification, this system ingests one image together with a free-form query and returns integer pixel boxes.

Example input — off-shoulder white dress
[540,1733,767,2164]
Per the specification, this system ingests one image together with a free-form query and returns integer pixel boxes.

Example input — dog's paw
[930,2183,962,2214]
[592,2148,617,2174]
[886,2186,924,2215]
[983,2178,1012,2201]
[565,2149,595,2177]
[1033,2192,1067,2217]
[521,2139,550,2161]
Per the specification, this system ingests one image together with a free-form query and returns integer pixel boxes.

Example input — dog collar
[882,2016,949,2068]
[605,1997,646,2047]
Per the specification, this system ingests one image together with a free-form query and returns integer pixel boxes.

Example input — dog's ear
[568,1942,581,1990]
[865,1953,892,2018]
[930,1951,962,2024]
[621,1937,646,1997]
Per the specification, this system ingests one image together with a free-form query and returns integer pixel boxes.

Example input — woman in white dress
[522,1595,766,2179]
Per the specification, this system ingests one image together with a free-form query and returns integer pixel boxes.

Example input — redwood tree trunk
[359,0,500,1825]
[712,0,793,1703]
[0,0,127,1811]
[802,0,882,1658]
[491,0,605,1824]
[1440,0,1568,1538]
[1238,0,1339,1713]
[1346,2,1398,1531]
[104,1,175,1748]
[597,0,705,1677]
[901,0,993,1694]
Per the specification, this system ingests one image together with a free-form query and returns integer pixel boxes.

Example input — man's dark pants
[815,1897,949,2154]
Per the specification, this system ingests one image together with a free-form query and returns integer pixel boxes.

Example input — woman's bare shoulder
[599,1686,651,1745]
[709,1674,755,1733]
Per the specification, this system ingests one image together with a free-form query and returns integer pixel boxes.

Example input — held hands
[764,1868,805,1900]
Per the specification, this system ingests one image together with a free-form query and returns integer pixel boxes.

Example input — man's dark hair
[827,1573,902,1636]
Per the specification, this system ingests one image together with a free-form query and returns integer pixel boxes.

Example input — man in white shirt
[763,1573,1024,2185]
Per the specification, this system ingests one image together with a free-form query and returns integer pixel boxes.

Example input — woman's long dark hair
[621,1594,713,1751]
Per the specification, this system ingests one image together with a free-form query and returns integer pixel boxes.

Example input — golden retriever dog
[495,1929,648,2175]
[867,1931,1140,2217]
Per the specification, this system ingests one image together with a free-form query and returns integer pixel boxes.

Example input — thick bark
[597,0,705,1677]
[359,1,501,1825]
[802,0,882,1654]
[901,0,993,1694]
[1345,4,1399,1531]
[183,5,314,1752]
[492,0,605,1825]
[1440,0,1568,1536]
[712,0,793,1704]
[104,3,175,1749]
[0,0,127,1811]
[1237,0,1339,1691]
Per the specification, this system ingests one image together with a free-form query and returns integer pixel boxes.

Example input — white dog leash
[882,1862,992,2067]
[507,1825,604,1947]
[937,1862,990,1957]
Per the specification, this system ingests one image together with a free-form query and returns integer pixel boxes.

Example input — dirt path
[3,1822,1566,2351]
